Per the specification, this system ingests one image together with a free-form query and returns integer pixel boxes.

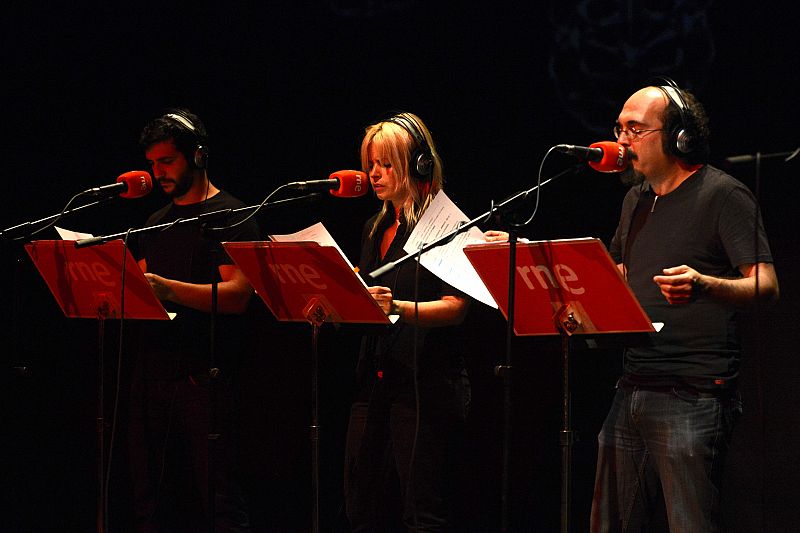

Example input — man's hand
[653,262,779,307]
[144,272,176,302]
[653,264,700,304]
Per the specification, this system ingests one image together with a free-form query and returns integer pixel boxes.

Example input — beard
[160,171,194,199]
[619,166,646,187]
[618,149,645,187]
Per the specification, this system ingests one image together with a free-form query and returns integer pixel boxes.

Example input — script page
[270,221,365,287]
[403,191,497,308]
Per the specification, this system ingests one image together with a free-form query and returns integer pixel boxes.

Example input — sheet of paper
[269,223,398,322]
[269,221,364,286]
[55,226,93,240]
[404,191,497,308]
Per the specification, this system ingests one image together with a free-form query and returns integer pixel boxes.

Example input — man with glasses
[590,82,779,532]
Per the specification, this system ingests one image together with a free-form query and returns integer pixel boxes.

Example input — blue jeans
[590,382,741,533]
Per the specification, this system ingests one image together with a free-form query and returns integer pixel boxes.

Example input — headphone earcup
[194,145,208,169]
[410,148,433,182]
[388,113,434,183]
[674,128,692,154]
[656,80,694,157]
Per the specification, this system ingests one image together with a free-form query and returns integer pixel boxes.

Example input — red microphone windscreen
[117,171,153,199]
[588,141,629,173]
[329,170,368,198]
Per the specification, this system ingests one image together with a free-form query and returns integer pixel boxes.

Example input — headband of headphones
[161,109,209,168]
[387,113,434,181]
[648,76,693,155]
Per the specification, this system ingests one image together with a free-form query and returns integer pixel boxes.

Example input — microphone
[84,171,153,198]
[555,141,630,173]
[287,170,368,198]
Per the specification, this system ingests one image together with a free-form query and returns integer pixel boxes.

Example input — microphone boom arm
[725,147,800,164]
[74,193,321,248]
[1,197,115,241]
[367,164,582,279]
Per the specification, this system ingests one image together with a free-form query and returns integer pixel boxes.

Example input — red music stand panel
[464,238,654,336]
[223,241,390,324]
[25,240,170,320]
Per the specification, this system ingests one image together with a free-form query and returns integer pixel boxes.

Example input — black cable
[149,381,179,524]
[141,211,197,526]
[103,227,134,531]
[752,152,766,531]
[497,148,552,532]
[405,243,423,532]
[206,184,289,232]
[514,146,550,226]
[17,191,86,240]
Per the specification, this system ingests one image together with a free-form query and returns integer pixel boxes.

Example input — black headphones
[387,112,434,182]
[650,76,694,156]
[162,109,209,169]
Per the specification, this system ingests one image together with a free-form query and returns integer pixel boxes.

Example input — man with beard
[590,80,779,532]
[128,109,255,532]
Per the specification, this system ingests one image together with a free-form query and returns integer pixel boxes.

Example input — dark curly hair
[659,88,710,165]
[139,108,208,166]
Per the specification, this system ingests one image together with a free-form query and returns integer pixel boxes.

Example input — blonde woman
[344,112,504,532]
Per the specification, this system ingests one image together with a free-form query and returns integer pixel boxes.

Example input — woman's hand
[368,285,395,315]
[483,230,509,242]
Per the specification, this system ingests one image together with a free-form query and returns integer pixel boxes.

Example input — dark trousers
[128,367,251,533]
[344,370,468,533]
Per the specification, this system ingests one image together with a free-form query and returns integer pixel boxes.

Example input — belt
[618,377,734,399]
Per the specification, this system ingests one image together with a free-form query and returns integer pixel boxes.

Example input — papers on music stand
[403,191,498,308]
[269,222,363,285]
[55,226,93,240]
[223,237,391,325]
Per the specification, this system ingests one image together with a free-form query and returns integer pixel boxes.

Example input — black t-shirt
[609,165,773,385]
[136,191,261,378]
[356,210,466,382]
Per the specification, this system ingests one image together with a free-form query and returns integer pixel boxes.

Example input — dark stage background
[2,2,799,532]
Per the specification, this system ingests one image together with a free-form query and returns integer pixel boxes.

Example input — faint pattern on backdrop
[548,0,716,135]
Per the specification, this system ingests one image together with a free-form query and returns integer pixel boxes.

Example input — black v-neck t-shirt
[609,165,772,385]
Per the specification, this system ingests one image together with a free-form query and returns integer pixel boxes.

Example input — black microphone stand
[496,225,518,533]
[753,151,765,532]
[203,223,221,533]
[729,148,795,531]
[367,164,583,533]
[1,196,118,533]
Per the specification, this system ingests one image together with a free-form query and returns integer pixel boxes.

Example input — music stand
[464,238,654,533]
[24,239,169,533]
[223,241,390,533]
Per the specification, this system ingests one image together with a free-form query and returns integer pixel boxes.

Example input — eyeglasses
[613,125,663,141]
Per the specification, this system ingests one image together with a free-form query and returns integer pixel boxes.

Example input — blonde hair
[360,112,444,238]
